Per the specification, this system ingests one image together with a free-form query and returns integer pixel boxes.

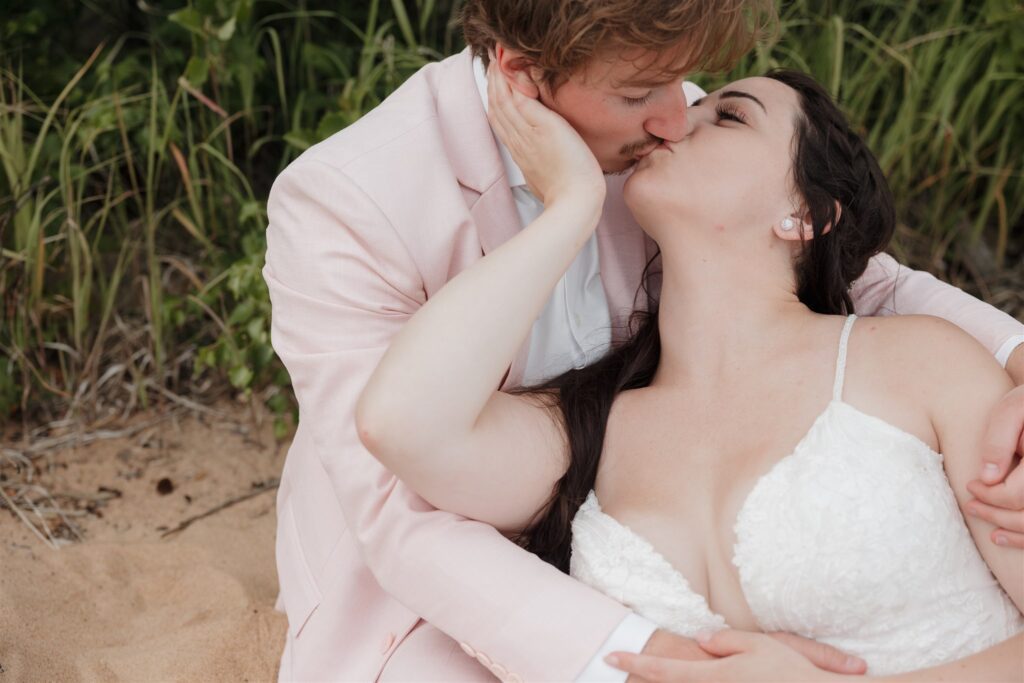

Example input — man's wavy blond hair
[461,0,776,91]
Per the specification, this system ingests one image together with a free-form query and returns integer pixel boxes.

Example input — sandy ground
[0,404,289,682]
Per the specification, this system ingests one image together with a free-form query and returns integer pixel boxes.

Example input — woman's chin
[623,172,659,229]
[623,160,659,197]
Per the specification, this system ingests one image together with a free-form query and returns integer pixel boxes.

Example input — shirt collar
[473,56,528,189]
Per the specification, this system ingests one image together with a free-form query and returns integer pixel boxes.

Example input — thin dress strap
[833,315,858,401]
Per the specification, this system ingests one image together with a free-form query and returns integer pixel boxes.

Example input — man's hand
[966,384,1024,548]
[621,629,865,682]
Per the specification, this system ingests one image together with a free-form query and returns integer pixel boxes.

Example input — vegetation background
[2,0,1022,436]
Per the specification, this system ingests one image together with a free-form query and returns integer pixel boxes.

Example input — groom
[263,0,1024,680]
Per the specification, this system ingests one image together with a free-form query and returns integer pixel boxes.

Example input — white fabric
[571,315,1024,675]
[573,612,659,683]
[995,335,1024,368]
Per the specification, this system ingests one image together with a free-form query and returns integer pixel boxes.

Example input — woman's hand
[486,62,605,209]
[608,630,859,682]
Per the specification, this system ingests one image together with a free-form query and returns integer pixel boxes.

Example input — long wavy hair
[510,69,896,572]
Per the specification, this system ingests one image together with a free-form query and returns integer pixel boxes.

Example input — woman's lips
[634,141,670,161]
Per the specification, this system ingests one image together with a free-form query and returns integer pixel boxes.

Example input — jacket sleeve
[853,253,1024,364]
[264,157,631,681]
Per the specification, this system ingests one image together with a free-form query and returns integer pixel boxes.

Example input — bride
[356,63,1023,679]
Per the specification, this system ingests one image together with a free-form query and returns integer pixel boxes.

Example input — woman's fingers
[487,63,532,155]
[483,60,604,206]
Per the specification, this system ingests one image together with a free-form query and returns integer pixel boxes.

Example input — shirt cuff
[575,613,659,682]
[995,335,1024,368]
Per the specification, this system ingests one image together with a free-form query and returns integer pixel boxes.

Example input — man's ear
[494,44,541,98]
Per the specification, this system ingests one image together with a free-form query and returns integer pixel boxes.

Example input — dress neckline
[582,315,943,626]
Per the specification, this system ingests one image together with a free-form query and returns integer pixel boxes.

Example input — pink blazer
[263,48,1024,682]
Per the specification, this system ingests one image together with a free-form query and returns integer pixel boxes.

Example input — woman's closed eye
[715,103,747,124]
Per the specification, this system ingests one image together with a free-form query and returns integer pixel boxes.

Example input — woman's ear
[772,202,842,241]
[494,44,541,99]
[809,201,842,236]
[772,213,812,242]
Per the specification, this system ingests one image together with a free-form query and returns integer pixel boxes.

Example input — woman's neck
[650,248,815,389]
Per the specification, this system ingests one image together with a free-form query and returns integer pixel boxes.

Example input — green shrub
[1,0,1020,428]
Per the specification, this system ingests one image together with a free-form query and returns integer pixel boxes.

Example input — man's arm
[853,252,1024,544]
[265,157,631,681]
[852,252,1024,361]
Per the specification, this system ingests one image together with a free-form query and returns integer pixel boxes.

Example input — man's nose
[644,87,689,142]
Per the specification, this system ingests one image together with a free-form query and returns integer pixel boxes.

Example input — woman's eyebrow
[719,90,767,113]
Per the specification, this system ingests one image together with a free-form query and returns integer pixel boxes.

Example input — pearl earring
[780,217,795,231]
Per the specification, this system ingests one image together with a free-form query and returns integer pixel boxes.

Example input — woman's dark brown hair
[512,69,897,572]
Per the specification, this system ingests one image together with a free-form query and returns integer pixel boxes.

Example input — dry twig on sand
[160,478,279,538]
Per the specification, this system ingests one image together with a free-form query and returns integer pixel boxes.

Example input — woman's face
[624,76,802,242]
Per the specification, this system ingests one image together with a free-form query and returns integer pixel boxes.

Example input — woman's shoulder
[850,314,1010,409]
[852,314,994,368]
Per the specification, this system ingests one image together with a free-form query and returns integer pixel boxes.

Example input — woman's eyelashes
[715,103,747,124]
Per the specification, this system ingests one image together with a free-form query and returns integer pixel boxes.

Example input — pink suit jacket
[263,48,1024,682]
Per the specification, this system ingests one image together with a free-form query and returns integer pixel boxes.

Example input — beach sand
[0,404,288,682]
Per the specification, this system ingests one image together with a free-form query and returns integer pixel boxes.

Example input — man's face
[538,50,692,173]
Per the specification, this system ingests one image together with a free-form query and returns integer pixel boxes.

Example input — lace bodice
[570,316,1023,675]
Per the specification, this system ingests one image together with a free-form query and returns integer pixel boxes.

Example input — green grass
[0,0,1021,430]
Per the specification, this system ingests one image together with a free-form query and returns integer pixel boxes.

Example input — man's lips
[633,141,671,159]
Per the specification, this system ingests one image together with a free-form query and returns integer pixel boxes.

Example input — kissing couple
[264,1,1024,680]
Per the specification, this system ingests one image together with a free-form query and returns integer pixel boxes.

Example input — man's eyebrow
[719,90,767,113]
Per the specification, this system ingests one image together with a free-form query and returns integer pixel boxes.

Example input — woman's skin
[356,65,1023,681]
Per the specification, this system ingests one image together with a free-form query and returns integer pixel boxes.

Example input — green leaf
[216,16,237,41]
[315,111,349,141]
[184,56,209,87]
[238,200,264,224]
[228,299,255,325]
[229,365,253,389]
[169,8,204,35]
[283,131,312,151]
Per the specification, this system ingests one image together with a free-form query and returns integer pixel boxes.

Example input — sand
[0,404,288,682]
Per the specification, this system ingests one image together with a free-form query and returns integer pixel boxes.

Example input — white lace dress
[570,315,1023,675]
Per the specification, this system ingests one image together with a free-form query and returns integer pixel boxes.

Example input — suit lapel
[435,49,521,257]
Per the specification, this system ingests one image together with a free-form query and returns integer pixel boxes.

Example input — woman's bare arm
[356,65,607,532]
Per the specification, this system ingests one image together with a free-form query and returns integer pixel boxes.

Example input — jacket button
[381,633,396,654]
